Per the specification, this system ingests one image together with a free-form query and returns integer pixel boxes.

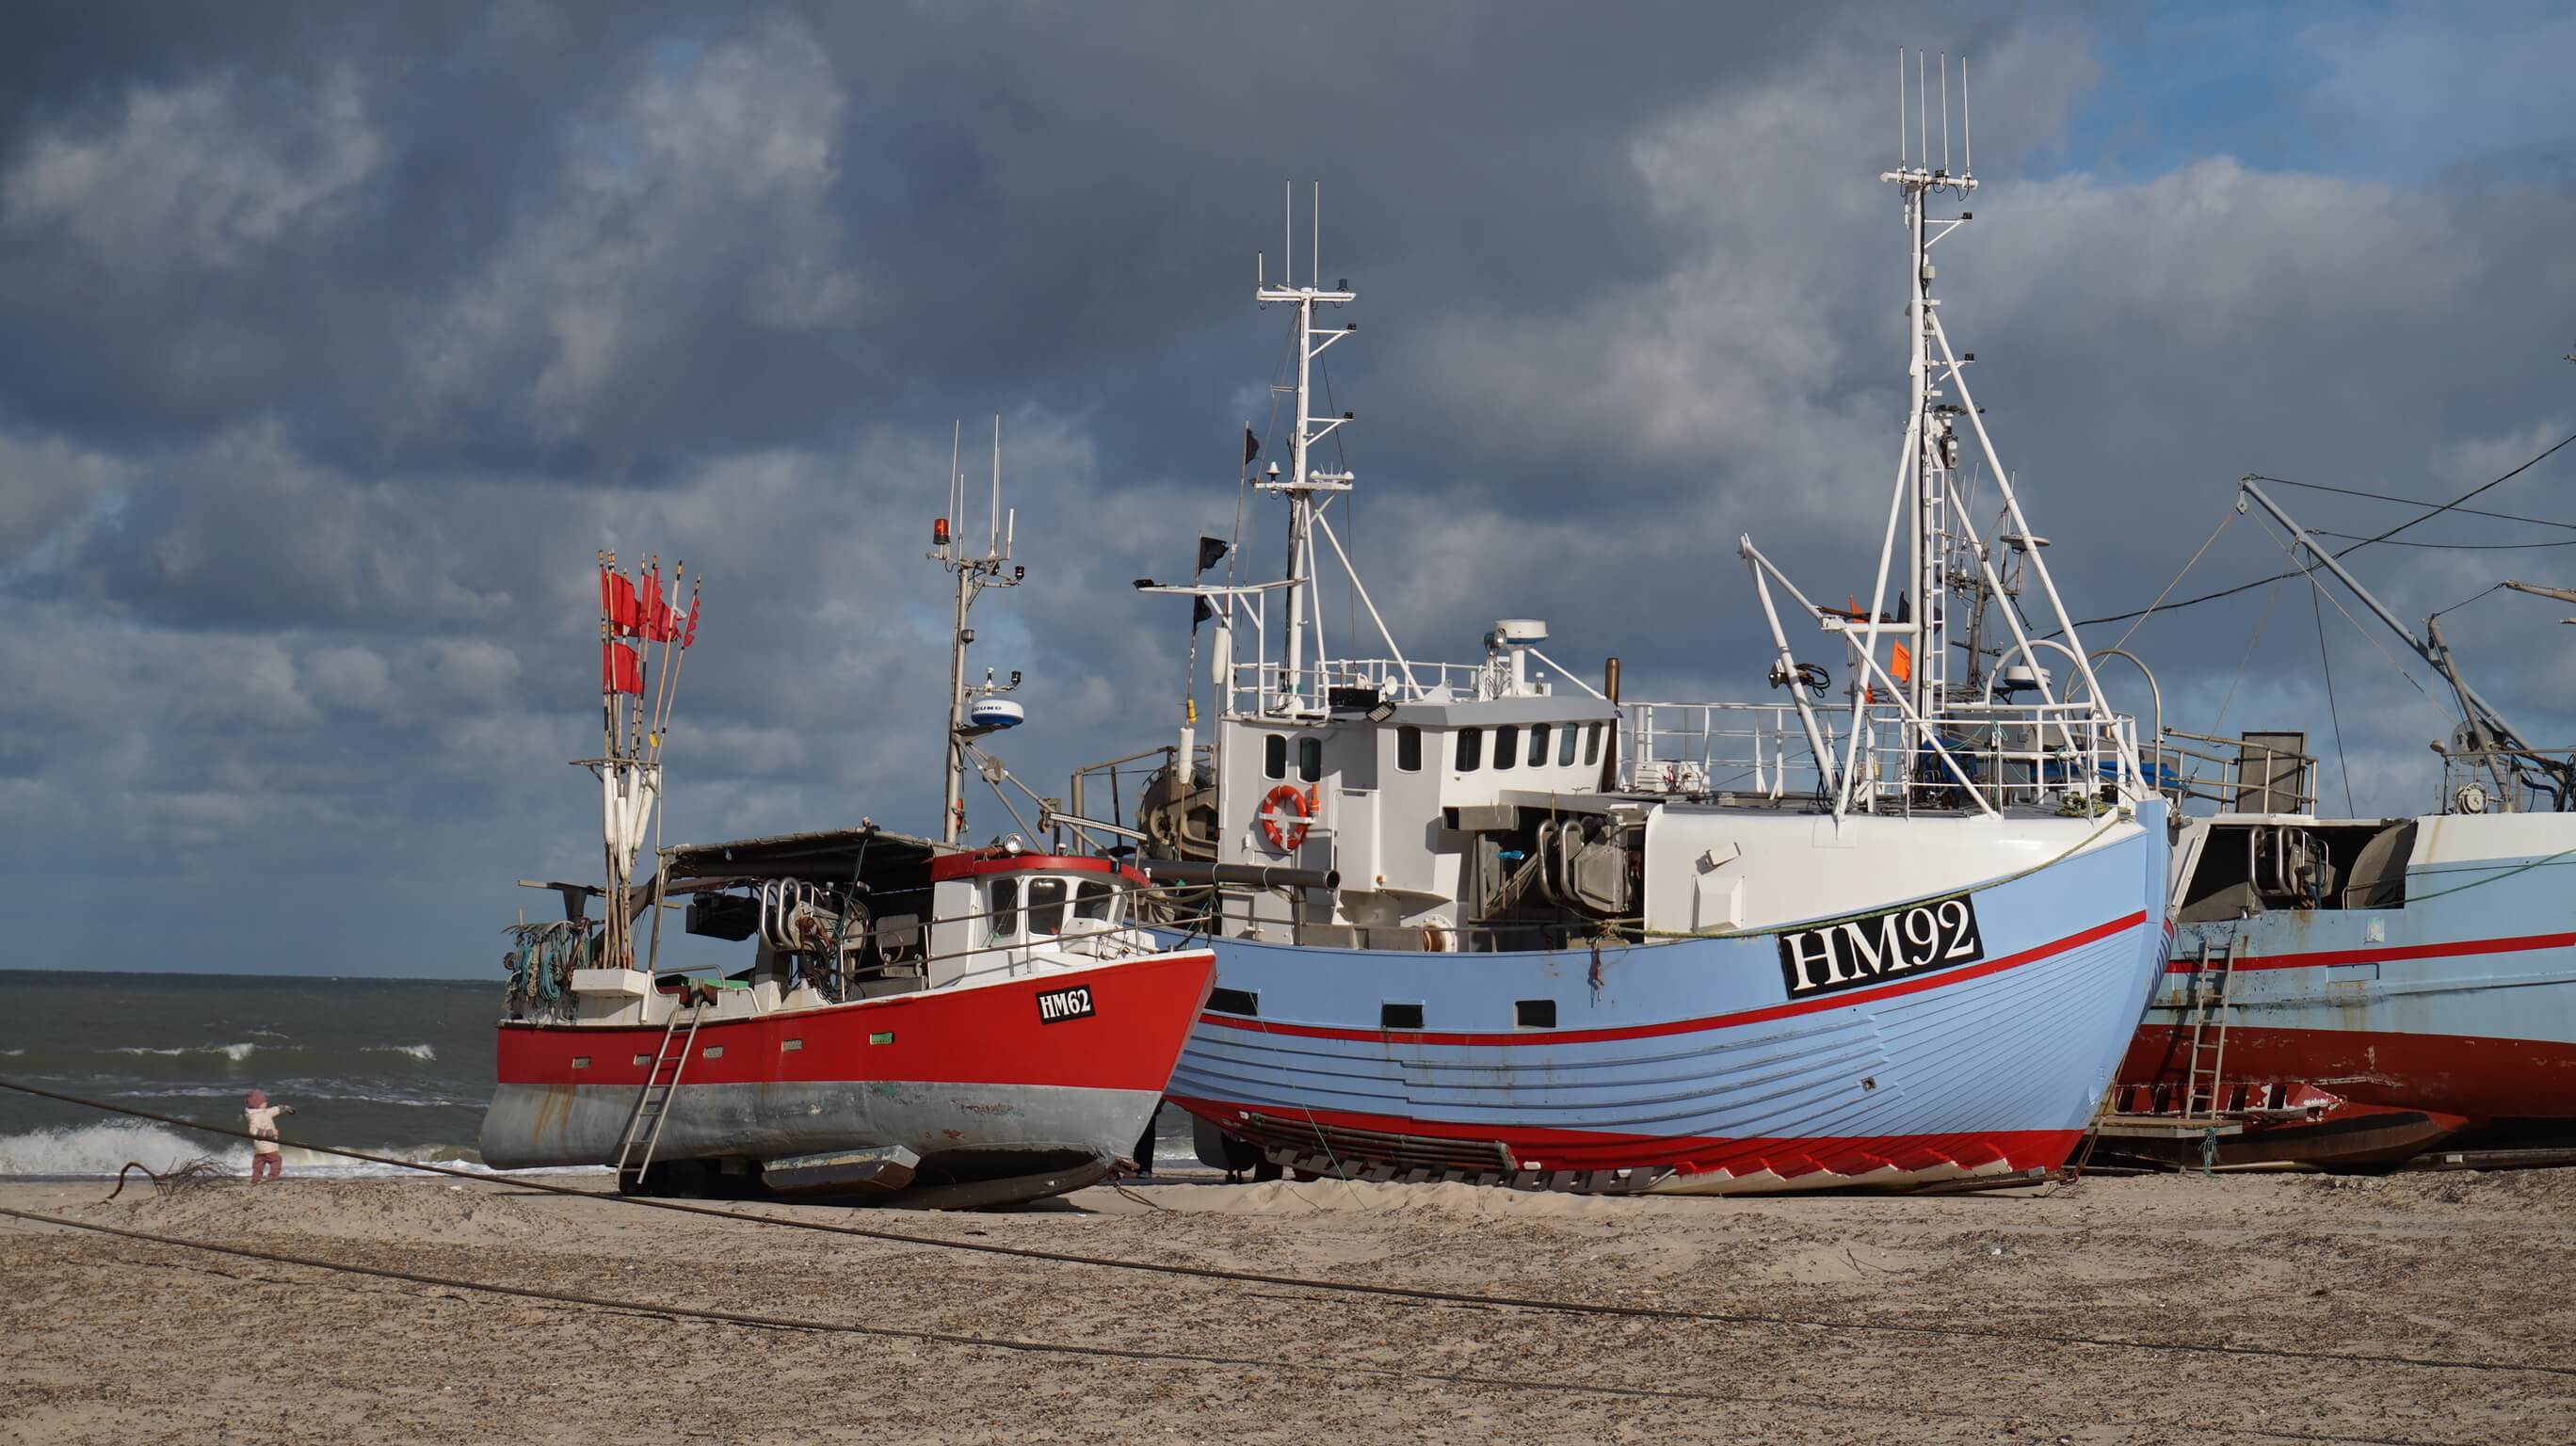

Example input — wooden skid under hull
[1184,1095,2083,1195]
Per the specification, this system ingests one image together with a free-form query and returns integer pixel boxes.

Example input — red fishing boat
[478,529,1214,1206]
[483,834,1215,1205]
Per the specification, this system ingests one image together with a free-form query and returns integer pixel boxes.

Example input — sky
[2,2,2571,977]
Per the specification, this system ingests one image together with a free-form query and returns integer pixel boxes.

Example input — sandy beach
[3,1166,2570,1445]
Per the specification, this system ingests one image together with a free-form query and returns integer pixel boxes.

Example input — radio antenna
[1962,56,1973,175]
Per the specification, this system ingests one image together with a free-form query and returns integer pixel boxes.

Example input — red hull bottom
[1175,1095,2081,1195]
[2122,1023,2576,1122]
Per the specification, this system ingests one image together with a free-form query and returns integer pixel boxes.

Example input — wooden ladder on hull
[614,1004,704,1191]
[2181,937,2240,1119]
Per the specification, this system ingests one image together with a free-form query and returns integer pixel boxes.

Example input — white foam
[0,1120,536,1179]
[365,1044,437,1062]
[108,1043,258,1063]
[0,1121,215,1177]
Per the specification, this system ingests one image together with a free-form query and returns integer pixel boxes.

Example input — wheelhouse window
[1296,737,1323,782]
[1528,724,1552,768]
[1396,725,1423,772]
[1026,877,1069,935]
[986,878,1020,940]
[1494,724,1519,770]
[1263,733,1287,779]
[1557,724,1579,766]
[1073,878,1114,923]
[1584,721,1604,765]
[1456,727,1482,772]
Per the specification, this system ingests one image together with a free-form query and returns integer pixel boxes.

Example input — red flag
[681,590,700,648]
[604,571,641,635]
[638,567,668,641]
[602,641,643,695]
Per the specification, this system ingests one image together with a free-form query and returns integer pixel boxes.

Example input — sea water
[0,969,1199,1179]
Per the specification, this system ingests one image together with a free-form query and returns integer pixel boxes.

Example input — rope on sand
[7,1076,2572,1388]
[104,1158,232,1201]
[0,1206,2469,1446]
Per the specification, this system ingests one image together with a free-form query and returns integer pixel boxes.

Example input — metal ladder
[614,1002,704,1191]
[2181,937,2239,1119]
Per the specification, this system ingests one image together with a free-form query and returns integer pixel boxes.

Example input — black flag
[1196,536,1229,574]
[1191,596,1216,630]
[1243,427,1261,465]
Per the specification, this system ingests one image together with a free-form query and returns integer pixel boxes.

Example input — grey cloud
[3,3,2571,975]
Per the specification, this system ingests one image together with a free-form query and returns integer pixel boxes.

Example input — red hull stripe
[497,952,1214,1094]
[1170,1095,2080,1180]
[1197,910,2149,1048]
[2165,929,2576,974]
[2122,1020,2576,1122]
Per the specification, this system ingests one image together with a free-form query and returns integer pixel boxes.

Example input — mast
[1255,182,1356,710]
[933,417,1022,842]
[1830,49,2139,813]
[1895,50,1964,723]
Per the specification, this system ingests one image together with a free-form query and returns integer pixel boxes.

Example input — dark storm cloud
[1,3,2570,974]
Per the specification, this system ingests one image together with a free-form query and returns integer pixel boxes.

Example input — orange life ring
[1259,784,1316,852]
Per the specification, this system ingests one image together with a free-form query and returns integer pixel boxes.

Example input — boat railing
[1224,653,1585,716]
[1621,698,2141,814]
[2156,730,2317,815]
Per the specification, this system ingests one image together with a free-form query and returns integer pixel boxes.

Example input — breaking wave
[0,1120,525,1179]
[109,1043,259,1063]
[109,1081,484,1109]
[365,1044,437,1061]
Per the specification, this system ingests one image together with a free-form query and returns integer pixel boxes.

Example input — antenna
[1961,56,1972,176]
[990,414,1002,556]
[1892,49,1974,183]
[946,419,961,559]
[1283,179,1293,290]
[1312,180,1320,288]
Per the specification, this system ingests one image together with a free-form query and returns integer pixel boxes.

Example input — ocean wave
[108,1043,259,1063]
[364,1044,437,1062]
[0,1120,577,1179]
[106,1084,486,1109]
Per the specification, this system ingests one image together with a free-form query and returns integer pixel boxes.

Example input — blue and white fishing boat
[1073,58,2173,1195]
[2113,485,2576,1167]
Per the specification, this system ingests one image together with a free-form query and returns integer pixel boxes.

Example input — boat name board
[1036,985,1098,1024]
[1777,894,1986,998]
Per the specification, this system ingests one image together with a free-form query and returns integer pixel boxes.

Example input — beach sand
[2,1166,2570,1444]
